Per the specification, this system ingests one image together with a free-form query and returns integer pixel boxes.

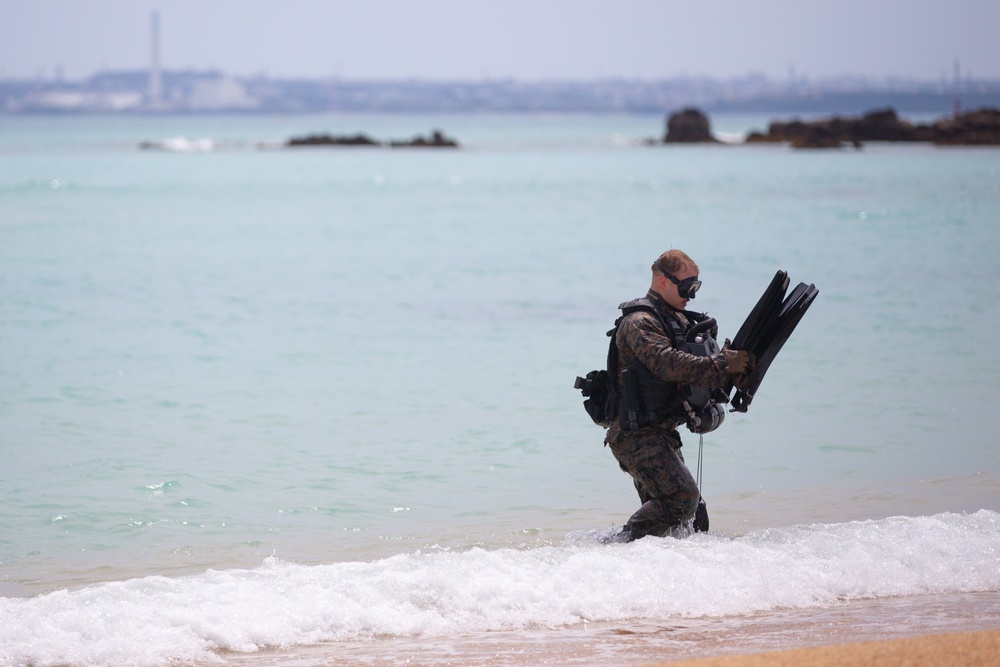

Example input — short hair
[652,249,699,276]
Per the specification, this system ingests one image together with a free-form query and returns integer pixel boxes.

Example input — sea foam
[2,510,999,667]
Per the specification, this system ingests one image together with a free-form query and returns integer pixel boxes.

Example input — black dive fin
[752,281,812,357]
[731,270,788,354]
[728,272,818,413]
[724,270,789,397]
[730,282,818,412]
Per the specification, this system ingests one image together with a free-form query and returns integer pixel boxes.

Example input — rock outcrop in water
[663,108,717,143]
[389,130,459,148]
[928,108,1000,145]
[745,107,1000,148]
[287,133,380,147]
[286,129,459,148]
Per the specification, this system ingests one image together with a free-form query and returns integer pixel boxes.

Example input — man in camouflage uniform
[606,249,753,540]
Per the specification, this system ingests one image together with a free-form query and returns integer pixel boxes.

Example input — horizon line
[5,69,1000,86]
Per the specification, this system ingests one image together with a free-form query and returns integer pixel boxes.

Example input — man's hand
[721,339,755,376]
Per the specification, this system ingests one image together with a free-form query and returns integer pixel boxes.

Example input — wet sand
[649,627,1000,667]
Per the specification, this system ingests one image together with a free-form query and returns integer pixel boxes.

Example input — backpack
[574,306,652,428]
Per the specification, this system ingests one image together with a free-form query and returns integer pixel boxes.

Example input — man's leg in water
[610,428,699,540]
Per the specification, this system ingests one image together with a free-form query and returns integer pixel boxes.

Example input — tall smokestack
[148,11,163,105]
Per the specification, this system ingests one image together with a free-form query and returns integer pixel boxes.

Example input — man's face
[657,264,699,310]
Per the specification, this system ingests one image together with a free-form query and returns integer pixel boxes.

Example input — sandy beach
[650,628,1000,667]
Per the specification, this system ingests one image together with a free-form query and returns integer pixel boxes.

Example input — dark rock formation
[287,133,380,147]
[663,108,717,143]
[930,108,1000,145]
[389,130,459,148]
[745,107,1000,148]
[746,108,913,148]
[286,129,460,149]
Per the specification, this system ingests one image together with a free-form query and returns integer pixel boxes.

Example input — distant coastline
[3,70,1000,115]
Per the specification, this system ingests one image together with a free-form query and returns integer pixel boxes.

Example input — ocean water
[1,112,999,667]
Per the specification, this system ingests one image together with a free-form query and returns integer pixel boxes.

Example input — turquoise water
[1,113,999,666]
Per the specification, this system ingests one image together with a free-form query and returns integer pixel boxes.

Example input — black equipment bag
[574,368,618,427]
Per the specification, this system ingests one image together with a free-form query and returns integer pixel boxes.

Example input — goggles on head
[661,269,701,300]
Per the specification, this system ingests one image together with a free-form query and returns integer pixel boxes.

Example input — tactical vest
[614,298,726,434]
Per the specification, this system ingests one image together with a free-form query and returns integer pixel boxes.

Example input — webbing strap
[696,433,704,491]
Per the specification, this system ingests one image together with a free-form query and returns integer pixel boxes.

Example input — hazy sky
[2,0,998,82]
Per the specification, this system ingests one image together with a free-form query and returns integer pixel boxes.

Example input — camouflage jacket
[614,290,731,391]
[606,290,732,442]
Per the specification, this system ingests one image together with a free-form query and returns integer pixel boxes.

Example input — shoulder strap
[658,312,686,347]
[607,301,663,381]
[620,300,686,348]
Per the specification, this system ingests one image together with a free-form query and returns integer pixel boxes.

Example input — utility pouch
[619,362,682,431]
[620,366,643,430]
[574,370,618,428]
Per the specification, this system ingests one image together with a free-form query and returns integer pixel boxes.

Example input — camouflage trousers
[605,425,700,540]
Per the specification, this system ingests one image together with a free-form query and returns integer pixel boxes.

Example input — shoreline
[649,627,1000,667]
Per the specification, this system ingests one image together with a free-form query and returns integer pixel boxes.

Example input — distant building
[187,78,257,111]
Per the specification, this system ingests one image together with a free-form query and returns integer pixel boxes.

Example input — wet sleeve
[619,313,730,388]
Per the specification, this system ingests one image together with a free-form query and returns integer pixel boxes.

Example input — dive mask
[663,271,702,300]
